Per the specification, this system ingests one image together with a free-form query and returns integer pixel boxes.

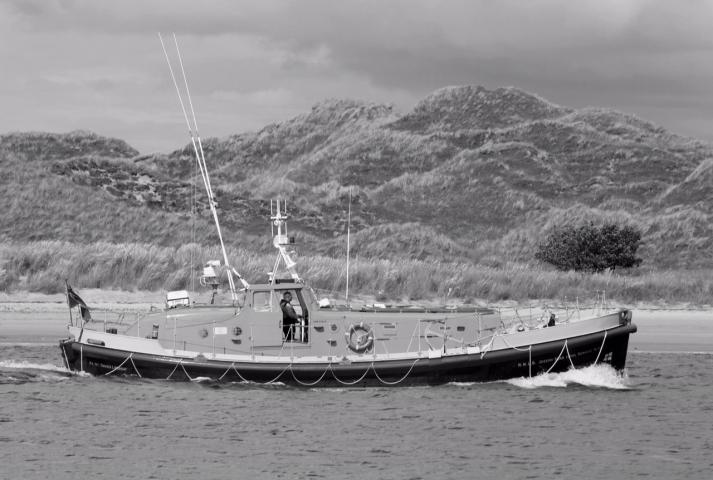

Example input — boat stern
[59,337,78,371]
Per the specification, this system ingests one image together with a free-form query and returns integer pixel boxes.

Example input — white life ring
[345,322,374,353]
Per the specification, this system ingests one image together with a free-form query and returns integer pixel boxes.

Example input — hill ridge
[2,84,712,271]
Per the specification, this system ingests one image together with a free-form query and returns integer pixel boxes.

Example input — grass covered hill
[2,86,713,299]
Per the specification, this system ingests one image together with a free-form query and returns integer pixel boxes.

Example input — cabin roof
[248,283,303,291]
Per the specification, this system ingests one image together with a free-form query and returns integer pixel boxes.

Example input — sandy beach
[0,290,710,351]
[0,290,160,344]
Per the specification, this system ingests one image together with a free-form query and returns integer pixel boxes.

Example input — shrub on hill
[535,222,643,272]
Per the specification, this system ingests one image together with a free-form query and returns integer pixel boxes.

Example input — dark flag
[65,281,91,323]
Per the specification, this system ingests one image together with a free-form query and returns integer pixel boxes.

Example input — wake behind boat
[58,35,636,386]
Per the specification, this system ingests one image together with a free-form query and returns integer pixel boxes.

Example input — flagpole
[64,279,73,327]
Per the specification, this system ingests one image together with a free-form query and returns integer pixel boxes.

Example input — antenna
[159,33,248,298]
[270,199,301,284]
[345,188,352,306]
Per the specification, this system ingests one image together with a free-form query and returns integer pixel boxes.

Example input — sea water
[1,343,712,479]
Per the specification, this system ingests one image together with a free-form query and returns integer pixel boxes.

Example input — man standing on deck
[280,291,299,341]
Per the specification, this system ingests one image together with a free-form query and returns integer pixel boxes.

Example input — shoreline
[0,289,162,312]
[1,289,711,311]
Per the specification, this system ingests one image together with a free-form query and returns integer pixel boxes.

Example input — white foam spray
[506,364,630,390]
[0,359,91,378]
[0,360,67,373]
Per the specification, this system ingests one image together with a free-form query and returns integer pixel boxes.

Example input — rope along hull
[59,324,636,387]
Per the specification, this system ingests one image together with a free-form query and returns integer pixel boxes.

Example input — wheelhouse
[245,282,314,345]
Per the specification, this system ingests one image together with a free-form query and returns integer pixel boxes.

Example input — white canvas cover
[166,290,190,308]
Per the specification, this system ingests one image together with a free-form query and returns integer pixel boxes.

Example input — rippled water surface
[1,343,711,479]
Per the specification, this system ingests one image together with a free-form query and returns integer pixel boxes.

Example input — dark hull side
[59,324,636,387]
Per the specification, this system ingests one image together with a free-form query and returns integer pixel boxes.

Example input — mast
[159,33,248,300]
[345,188,352,306]
[269,199,301,284]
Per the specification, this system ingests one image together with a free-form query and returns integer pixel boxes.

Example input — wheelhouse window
[253,291,273,312]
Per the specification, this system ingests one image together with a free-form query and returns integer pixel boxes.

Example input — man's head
[283,292,292,301]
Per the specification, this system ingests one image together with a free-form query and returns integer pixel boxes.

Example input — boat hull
[59,323,636,386]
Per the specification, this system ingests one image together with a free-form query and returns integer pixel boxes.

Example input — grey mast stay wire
[158,33,211,202]
[171,34,240,297]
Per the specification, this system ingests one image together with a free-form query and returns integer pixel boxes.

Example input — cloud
[2,0,713,152]
[2,0,276,35]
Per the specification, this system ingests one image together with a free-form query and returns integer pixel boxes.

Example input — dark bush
[535,222,643,272]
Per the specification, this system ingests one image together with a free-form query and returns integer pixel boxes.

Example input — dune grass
[1,240,710,306]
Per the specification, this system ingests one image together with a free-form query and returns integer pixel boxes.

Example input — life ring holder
[345,322,374,353]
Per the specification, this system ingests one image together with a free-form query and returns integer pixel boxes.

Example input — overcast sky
[2,0,713,153]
